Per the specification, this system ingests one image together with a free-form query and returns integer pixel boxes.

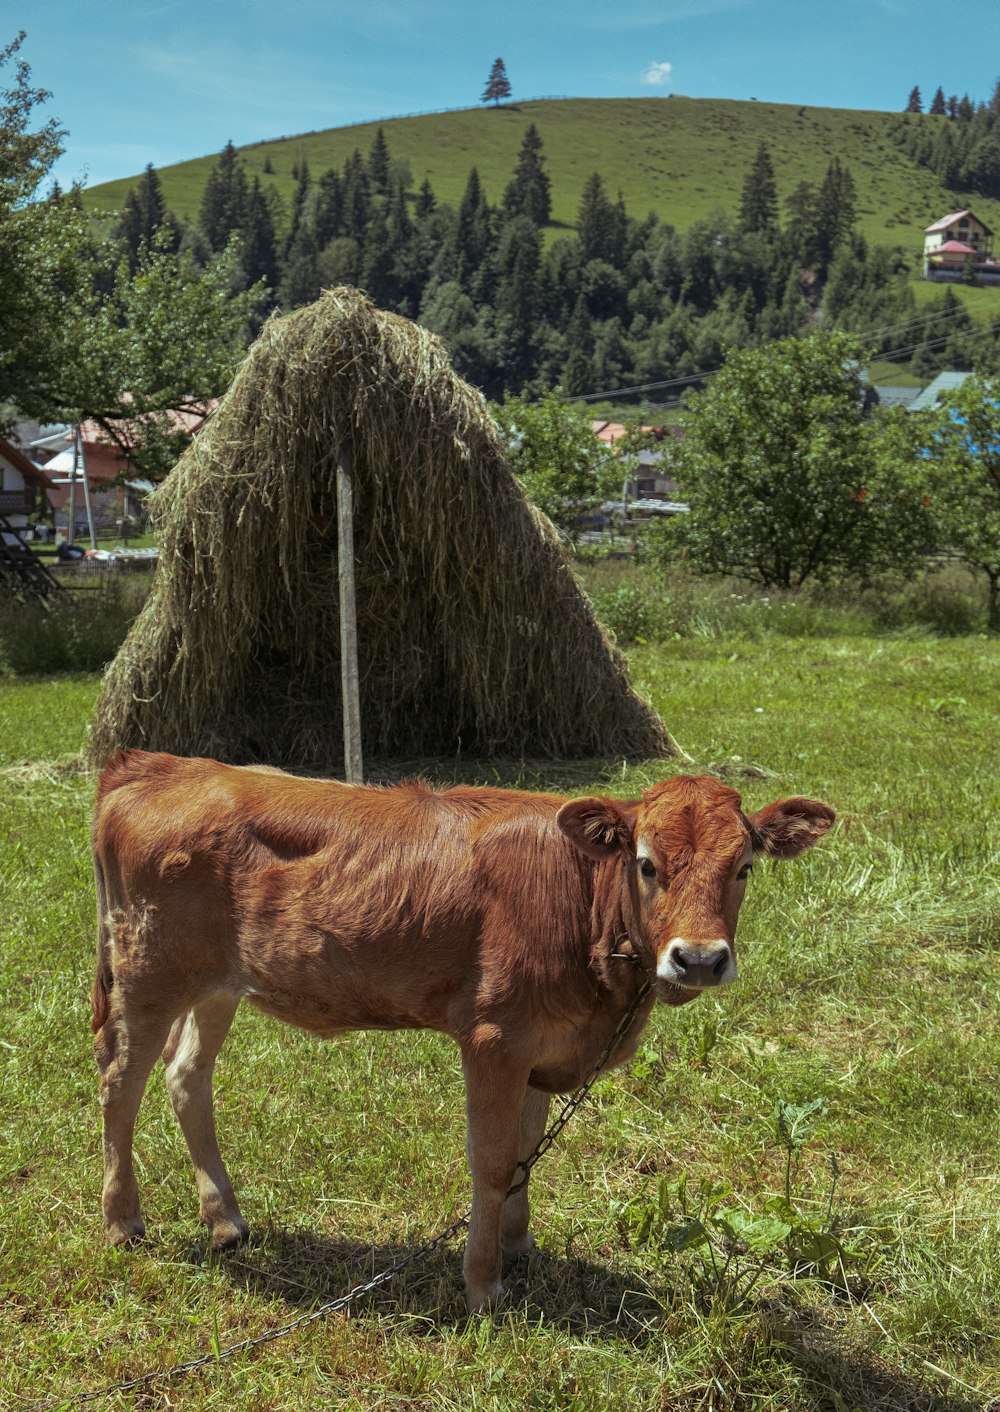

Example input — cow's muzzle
[656,938,736,990]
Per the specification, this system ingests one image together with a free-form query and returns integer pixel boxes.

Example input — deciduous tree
[921,375,1000,629]
[494,389,621,539]
[672,332,930,587]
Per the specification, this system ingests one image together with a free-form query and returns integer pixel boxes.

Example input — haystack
[89,288,676,771]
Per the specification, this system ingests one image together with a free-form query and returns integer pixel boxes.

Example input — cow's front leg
[460,1049,530,1312]
[501,1085,551,1258]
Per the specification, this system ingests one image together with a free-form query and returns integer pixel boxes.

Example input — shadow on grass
[194,1226,664,1341]
[195,1228,986,1410]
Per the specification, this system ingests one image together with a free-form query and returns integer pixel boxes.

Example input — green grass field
[2,622,998,1409]
[83,96,1000,268]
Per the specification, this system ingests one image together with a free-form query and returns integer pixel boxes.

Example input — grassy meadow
[83,96,1000,270]
[1,587,998,1410]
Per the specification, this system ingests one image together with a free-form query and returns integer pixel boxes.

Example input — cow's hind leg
[500,1086,551,1259]
[461,1051,531,1312]
[96,1006,174,1245]
[162,994,247,1248]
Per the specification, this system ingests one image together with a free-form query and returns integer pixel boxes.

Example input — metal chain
[22,977,651,1412]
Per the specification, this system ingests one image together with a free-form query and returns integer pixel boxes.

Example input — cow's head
[556,775,834,1001]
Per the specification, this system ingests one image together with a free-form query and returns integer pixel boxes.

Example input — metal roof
[909,371,973,410]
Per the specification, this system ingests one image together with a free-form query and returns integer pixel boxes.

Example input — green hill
[82,95,1000,258]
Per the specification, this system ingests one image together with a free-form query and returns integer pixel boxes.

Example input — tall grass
[0,576,150,676]
[582,558,989,643]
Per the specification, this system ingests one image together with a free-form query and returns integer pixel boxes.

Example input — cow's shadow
[186,1227,664,1342]
[189,1229,985,1411]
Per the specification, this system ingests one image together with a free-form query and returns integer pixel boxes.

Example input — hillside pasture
[83,97,1000,262]
[1,627,998,1409]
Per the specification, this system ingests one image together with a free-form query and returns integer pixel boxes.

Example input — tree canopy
[670,332,932,588]
[493,389,622,540]
[1,37,262,477]
[920,375,1000,629]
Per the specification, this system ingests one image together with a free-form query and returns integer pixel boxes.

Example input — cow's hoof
[501,1229,535,1258]
[209,1215,249,1249]
[465,1277,504,1313]
[105,1214,146,1246]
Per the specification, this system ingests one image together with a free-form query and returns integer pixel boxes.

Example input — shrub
[0,577,150,676]
[589,583,660,644]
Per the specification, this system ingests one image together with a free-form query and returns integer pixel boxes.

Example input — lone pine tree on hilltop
[482,57,512,106]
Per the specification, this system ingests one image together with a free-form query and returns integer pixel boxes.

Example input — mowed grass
[1,634,999,1410]
[83,97,1000,263]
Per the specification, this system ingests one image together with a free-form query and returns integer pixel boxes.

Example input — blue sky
[14,0,1000,191]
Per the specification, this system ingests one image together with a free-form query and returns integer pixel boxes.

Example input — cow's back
[92,753,589,1040]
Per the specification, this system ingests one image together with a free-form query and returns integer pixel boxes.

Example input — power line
[566,298,994,406]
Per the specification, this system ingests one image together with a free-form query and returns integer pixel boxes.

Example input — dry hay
[89,288,677,772]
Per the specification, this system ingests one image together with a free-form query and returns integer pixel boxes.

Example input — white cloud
[642,61,674,87]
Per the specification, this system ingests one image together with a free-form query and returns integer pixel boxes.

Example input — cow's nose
[658,938,735,988]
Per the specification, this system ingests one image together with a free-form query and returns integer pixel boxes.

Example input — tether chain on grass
[24,979,651,1412]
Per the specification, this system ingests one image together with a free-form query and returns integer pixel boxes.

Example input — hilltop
[83,96,1000,253]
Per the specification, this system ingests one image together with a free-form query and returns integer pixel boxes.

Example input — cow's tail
[91,853,114,1034]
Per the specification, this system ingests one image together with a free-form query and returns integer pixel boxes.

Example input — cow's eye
[737,862,753,881]
[639,857,657,880]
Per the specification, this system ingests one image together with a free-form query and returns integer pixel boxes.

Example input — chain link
[23,978,651,1412]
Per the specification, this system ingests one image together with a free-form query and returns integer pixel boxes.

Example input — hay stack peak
[89,288,675,770]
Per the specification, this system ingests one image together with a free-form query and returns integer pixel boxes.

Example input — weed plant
[1,631,998,1409]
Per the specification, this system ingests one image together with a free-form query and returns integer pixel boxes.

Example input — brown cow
[91,751,834,1311]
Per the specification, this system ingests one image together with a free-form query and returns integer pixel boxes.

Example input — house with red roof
[923,210,1000,283]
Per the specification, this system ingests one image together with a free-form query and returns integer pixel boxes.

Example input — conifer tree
[199,141,248,251]
[455,167,493,287]
[577,172,616,264]
[502,124,552,227]
[930,86,947,115]
[118,164,173,271]
[739,141,779,234]
[415,177,437,219]
[368,126,391,194]
[241,176,278,289]
[341,150,372,243]
[285,159,311,256]
[315,168,343,247]
[784,181,820,266]
[906,85,923,113]
[482,57,511,106]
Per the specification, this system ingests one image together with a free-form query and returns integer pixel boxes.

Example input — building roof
[0,437,51,486]
[924,209,994,236]
[909,371,973,411]
[873,385,922,409]
[931,240,977,255]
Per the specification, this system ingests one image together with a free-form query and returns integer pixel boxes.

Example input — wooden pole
[76,426,99,551]
[336,440,363,784]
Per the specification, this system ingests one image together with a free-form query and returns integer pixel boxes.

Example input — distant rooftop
[923,209,993,235]
[873,385,922,409]
[909,371,973,411]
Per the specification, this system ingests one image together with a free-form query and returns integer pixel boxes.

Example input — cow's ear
[557,797,634,861]
[748,798,835,859]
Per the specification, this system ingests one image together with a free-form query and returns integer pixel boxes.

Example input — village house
[590,419,687,514]
[923,210,1000,284]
